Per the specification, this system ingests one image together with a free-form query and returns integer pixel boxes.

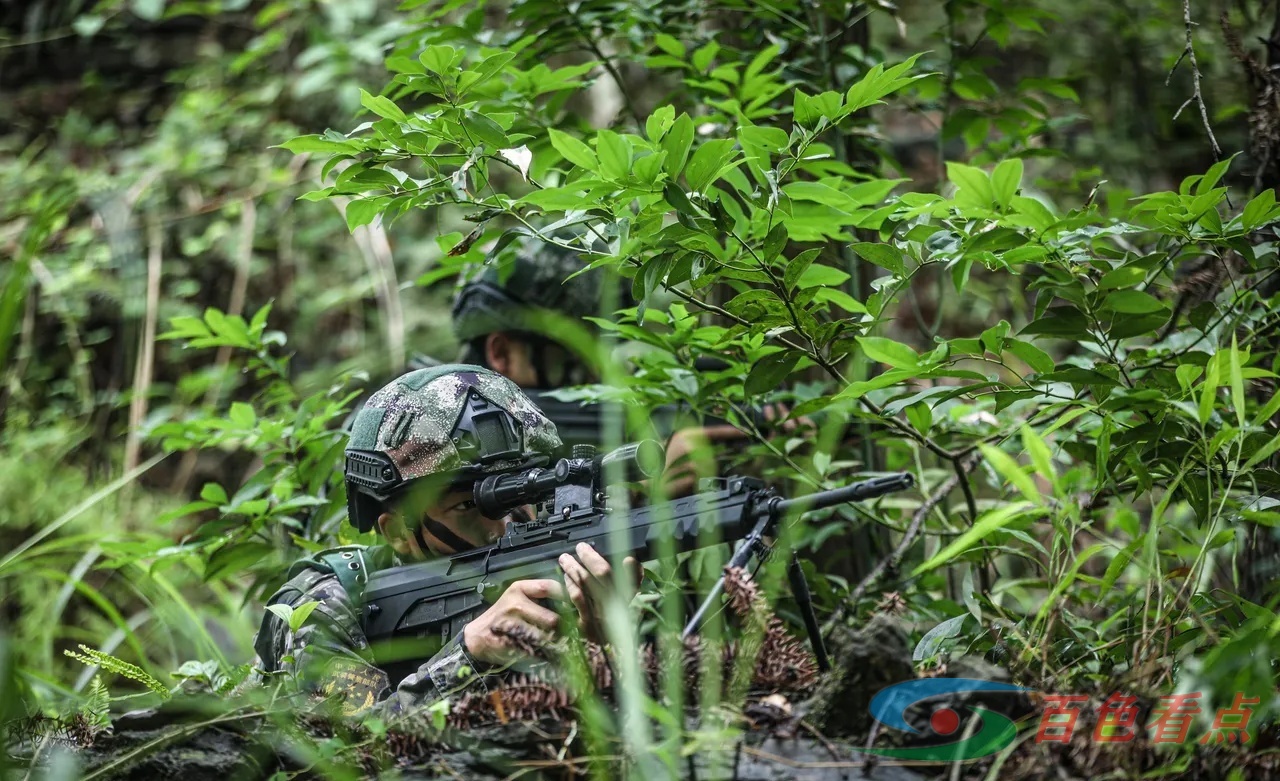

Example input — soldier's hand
[659,424,746,498]
[558,542,639,644]
[462,579,563,665]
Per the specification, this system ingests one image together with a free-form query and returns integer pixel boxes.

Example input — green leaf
[796,263,850,289]
[288,601,322,633]
[345,198,382,231]
[358,89,406,123]
[277,135,357,155]
[519,186,590,210]
[783,181,856,210]
[912,615,968,661]
[419,45,459,75]
[851,242,906,275]
[783,248,821,290]
[1241,189,1278,231]
[662,114,695,177]
[646,105,676,142]
[1006,339,1054,374]
[745,351,801,396]
[685,139,736,192]
[912,502,1039,577]
[1020,425,1056,489]
[947,162,996,208]
[265,604,293,627]
[1197,154,1235,194]
[845,53,925,113]
[1176,364,1203,393]
[763,223,789,262]
[461,111,509,148]
[856,336,919,369]
[1230,336,1246,429]
[990,158,1023,207]
[906,403,932,435]
[229,402,256,428]
[654,33,685,57]
[200,483,228,505]
[813,288,867,313]
[1019,306,1089,338]
[1104,290,1166,314]
[739,125,789,152]
[1253,388,1280,427]
[459,51,516,96]
[1243,433,1280,470]
[549,129,599,172]
[1096,266,1146,291]
[980,320,1010,354]
[663,184,698,215]
[978,444,1041,504]
[1199,355,1221,424]
[595,130,631,180]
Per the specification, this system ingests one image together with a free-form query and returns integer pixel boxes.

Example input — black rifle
[359,442,913,677]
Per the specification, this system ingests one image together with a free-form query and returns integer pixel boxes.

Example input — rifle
[359,441,914,676]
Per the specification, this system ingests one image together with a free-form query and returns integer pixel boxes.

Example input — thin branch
[556,0,644,127]
[124,216,164,474]
[1169,0,1223,158]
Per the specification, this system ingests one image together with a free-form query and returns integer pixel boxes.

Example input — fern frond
[64,645,170,699]
[81,675,114,730]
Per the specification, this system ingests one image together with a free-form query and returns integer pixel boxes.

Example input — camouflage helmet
[451,235,602,342]
[344,364,562,532]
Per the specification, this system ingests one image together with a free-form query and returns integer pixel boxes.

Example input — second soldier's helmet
[344,364,562,532]
[451,235,602,344]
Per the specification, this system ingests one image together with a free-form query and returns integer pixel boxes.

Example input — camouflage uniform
[249,549,488,719]
[249,365,562,719]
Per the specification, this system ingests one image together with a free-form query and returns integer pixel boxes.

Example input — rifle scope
[473,440,665,519]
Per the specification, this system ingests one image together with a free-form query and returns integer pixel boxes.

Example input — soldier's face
[379,489,509,559]
[484,331,540,387]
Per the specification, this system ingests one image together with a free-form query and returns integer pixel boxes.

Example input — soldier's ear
[376,512,404,541]
[484,331,512,375]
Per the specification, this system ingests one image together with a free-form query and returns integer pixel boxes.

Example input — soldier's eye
[452,499,477,513]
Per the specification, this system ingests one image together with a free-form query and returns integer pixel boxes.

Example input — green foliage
[4,0,1280,776]
[63,646,170,700]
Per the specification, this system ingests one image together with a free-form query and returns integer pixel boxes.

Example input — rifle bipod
[680,512,831,672]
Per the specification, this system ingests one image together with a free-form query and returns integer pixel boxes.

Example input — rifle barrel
[772,473,914,517]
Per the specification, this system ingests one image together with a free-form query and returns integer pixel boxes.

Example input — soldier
[445,235,753,497]
[448,234,601,390]
[251,364,632,718]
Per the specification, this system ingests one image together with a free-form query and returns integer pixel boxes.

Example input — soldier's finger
[700,424,749,441]
[623,556,642,590]
[515,578,566,601]
[511,597,560,631]
[558,553,591,591]
[575,543,612,581]
[563,577,589,620]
